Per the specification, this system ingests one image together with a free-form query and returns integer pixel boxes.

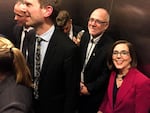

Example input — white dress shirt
[81,34,103,82]
[35,25,55,70]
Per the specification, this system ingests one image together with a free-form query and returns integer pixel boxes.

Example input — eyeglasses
[88,18,107,25]
[112,50,129,57]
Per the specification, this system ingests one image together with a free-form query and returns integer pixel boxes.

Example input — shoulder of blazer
[80,31,90,43]
[51,27,76,49]
[98,33,114,45]
[129,68,150,82]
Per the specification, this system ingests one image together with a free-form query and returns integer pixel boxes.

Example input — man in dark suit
[13,0,34,60]
[56,10,85,45]
[24,0,80,113]
[13,0,26,47]
[78,8,114,113]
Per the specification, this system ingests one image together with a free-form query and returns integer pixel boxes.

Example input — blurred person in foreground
[0,37,33,113]
[98,40,150,113]
[78,8,114,113]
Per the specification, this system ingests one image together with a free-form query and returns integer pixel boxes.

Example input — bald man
[78,8,114,113]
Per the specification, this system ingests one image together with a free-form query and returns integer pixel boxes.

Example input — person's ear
[43,6,53,17]
[104,22,109,30]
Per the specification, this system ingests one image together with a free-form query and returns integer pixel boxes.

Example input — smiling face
[24,0,44,27]
[112,43,132,73]
[88,8,109,38]
[14,2,27,26]
[24,0,53,31]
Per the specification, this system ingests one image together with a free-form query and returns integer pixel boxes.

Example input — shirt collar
[90,33,103,44]
[36,25,55,42]
[23,26,34,32]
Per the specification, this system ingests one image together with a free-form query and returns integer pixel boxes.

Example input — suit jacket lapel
[28,32,36,77]
[80,33,90,67]
[114,68,134,108]
[40,29,57,74]
[85,43,99,69]
[108,71,116,109]
[85,34,106,69]
[14,26,23,48]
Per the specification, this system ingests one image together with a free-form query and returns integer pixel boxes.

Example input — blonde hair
[0,37,33,87]
[14,0,26,13]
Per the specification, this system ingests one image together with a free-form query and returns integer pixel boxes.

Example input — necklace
[117,74,125,78]
[116,77,123,81]
[116,74,125,88]
[116,74,126,81]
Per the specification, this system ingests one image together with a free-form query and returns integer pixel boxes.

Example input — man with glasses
[78,8,114,113]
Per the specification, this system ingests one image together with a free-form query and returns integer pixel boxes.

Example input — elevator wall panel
[0,0,149,77]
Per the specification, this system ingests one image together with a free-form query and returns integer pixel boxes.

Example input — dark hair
[107,40,137,70]
[38,0,59,24]
[56,10,71,27]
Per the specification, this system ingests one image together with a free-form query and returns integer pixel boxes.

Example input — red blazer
[99,68,150,113]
